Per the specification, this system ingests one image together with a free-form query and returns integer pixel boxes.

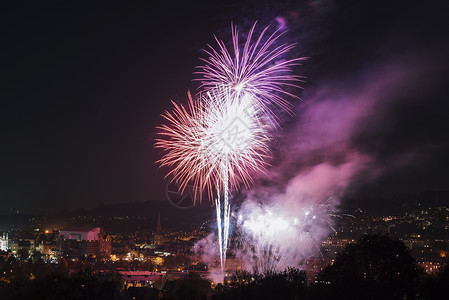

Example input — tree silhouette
[216,268,307,300]
[57,257,69,274]
[318,234,422,300]
[163,254,190,270]
[171,272,210,300]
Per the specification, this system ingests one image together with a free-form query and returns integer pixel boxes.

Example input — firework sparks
[196,22,306,121]
[156,90,271,202]
[236,198,338,274]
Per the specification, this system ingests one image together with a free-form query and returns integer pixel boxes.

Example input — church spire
[155,212,163,245]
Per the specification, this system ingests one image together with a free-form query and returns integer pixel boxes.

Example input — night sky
[1,1,448,213]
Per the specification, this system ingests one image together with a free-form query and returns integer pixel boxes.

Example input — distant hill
[342,190,449,216]
[0,199,215,232]
[2,191,448,232]
[55,199,213,219]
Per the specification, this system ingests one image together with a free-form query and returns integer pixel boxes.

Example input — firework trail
[157,23,302,273]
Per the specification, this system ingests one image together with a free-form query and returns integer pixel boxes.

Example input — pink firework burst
[196,22,306,119]
[155,90,271,203]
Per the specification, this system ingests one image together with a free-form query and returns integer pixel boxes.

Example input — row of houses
[1,227,111,261]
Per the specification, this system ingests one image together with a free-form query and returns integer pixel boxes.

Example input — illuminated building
[117,271,161,288]
[305,257,332,282]
[59,227,111,258]
[418,260,444,274]
[0,233,8,251]
[321,236,356,258]
[151,256,164,266]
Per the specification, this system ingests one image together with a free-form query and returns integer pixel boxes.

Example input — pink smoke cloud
[197,56,437,275]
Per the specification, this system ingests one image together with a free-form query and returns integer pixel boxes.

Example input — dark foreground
[1,235,448,300]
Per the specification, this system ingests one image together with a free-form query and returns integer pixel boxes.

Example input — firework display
[156,23,302,272]
[156,89,272,268]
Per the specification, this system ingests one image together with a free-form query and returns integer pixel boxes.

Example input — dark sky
[1,1,448,213]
